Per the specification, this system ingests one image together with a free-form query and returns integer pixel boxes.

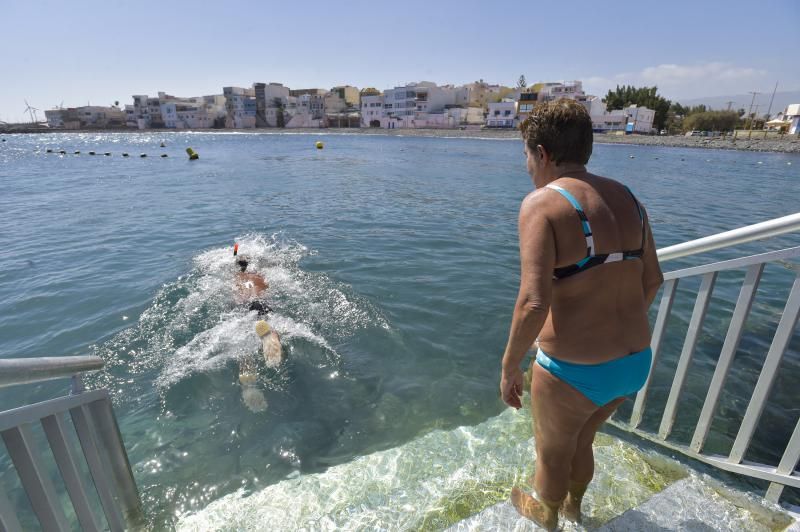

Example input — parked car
[685,130,703,137]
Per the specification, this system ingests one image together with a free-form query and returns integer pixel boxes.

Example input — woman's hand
[501,365,524,409]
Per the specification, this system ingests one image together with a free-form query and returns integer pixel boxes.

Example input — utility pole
[745,91,759,134]
[748,104,760,139]
[766,81,778,120]
[725,100,734,111]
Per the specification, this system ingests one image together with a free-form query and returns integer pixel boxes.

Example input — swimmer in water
[233,254,270,313]
[232,245,284,411]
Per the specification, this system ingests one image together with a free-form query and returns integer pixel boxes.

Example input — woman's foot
[561,480,588,523]
[510,487,559,531]
[561,494,582,523]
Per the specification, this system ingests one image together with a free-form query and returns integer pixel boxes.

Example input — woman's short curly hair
[519,99,593,165]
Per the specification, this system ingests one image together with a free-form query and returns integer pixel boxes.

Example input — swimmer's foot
[510,487,559,531]
[242,385,267,412]
[255,320,270,338]
[239,372,257,385]
[256,320,283,367]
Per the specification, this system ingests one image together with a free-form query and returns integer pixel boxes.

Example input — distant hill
[677,90,800,116]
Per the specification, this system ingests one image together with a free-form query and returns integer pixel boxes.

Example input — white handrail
[0,355,104,388]
[657,212,800,263]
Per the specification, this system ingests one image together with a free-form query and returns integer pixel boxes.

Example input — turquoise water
[1,132,798,528]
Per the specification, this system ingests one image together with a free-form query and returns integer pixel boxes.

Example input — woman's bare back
[536,174,659,363]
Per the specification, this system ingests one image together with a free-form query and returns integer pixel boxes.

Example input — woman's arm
[640,208,664,308]
[501,192,556,408]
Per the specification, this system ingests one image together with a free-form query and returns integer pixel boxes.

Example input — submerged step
[599,475,794,532]
[451,474,796,532]
[177,407,685,531]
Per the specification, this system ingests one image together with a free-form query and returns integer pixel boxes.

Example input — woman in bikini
[500,99,664,530]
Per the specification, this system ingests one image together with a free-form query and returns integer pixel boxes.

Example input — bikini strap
[546,184,594,255]
[623,185,646,250]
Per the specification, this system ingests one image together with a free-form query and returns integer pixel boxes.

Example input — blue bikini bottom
[535,347,652,407]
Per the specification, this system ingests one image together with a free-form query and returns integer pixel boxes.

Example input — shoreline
[3,127,799,153]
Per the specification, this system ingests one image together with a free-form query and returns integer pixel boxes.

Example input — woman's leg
[511,362,598,530]
[562,397,625,522]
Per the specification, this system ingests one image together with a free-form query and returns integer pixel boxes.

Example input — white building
[517,81,590,122]
[486,100,517,128]
[287,89,326,128]
[44,109,66,128]
[625,105,655,133]
[361,94,384,127]
[586,99,655,133]
[223,87,256,129]
[45,106,126,129]
[786,104,800,135]
[537,81,585,101]
[381,81,479,129]
[255,82,291,127]
[124,105,137,128]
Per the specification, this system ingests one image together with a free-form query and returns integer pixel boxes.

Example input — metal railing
[611,212,800,505]
[0,356,143,531]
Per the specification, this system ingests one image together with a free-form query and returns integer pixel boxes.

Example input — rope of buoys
[39,145,204,160]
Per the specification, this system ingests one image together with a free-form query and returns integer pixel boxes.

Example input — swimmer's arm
[502,193,555,371]
[640,208,663,308]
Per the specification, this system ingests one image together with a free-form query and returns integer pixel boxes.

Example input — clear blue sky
[1,0,798,123]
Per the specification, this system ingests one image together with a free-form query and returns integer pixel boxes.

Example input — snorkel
[234,243,248,272]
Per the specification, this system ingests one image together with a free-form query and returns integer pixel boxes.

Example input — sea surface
[0,132,798,529]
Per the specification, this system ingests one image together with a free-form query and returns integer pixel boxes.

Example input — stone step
[599,476,795,532]
[177,408,682,530]
[450,475,797,531]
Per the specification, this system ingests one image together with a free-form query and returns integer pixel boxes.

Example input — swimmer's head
[236,257,249,272]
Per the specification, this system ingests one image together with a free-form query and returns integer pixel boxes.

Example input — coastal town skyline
[2,0,798,123]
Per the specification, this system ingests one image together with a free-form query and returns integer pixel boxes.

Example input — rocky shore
[3,126,799,153]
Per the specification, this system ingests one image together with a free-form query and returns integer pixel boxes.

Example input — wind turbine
[23,100,40,123]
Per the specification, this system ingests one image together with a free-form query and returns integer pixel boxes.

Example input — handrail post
[88,399,145,529]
